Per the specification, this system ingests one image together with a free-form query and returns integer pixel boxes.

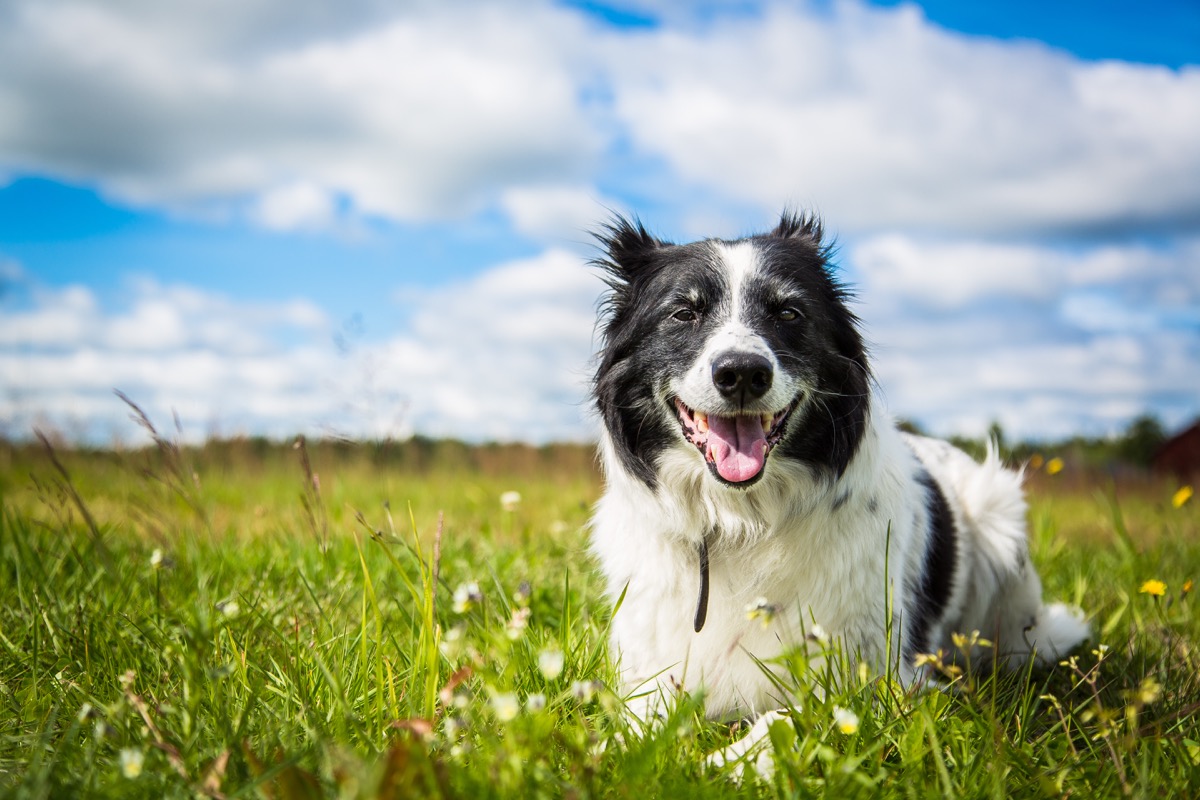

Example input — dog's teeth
[695,411,709,433]
[762,413,772,428]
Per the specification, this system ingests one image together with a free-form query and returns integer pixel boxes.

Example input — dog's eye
[673,308,699,322]
[777,307,800,322]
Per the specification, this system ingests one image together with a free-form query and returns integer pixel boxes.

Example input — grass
[0,430,1198,799]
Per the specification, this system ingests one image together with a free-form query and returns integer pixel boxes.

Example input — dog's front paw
[706,709,791,782]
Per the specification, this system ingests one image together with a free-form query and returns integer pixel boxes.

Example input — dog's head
[593,212,871,490]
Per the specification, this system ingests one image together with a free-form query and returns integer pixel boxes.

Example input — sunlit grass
[1,434,1198,798]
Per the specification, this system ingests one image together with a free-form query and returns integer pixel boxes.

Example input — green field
[1,433,1198,798]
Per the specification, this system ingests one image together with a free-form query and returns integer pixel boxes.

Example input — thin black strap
[693,535,711,632]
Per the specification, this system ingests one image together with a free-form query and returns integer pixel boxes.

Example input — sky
[1,0,1198,446]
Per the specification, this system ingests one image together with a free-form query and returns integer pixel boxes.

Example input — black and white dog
[589,212,1088,761]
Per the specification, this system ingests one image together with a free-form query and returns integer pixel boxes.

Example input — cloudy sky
[2,0,1198,446]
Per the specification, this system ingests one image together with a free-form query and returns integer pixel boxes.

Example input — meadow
[1,423,1198,798]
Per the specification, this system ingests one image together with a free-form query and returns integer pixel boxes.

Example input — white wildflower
[526,693,546,713]
[745,597,778,627]
[491,692,520,722]
[538,648,565,680]
[571,680,601,703]
[119,748,144,779]
[506,607,531,640]
[500,491,522,512]
[832,706,859,735]
[452,582,482,614]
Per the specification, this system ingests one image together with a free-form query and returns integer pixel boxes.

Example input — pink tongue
[706,415,768,483]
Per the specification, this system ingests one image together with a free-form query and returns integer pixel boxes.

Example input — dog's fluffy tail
[1021,602,1091,667]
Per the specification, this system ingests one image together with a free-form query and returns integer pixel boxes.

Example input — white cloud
[3,1,1198,236]
[500,185,619,244]
[604,2,1200,235]
[0,0,603,223]
[850,235,1200,438]
[252,181,339,232]
[0,251,605,444]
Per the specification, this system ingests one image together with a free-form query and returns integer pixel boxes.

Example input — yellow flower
[1173,486,1194,509]
[1183,579,1194,595]
[1139,579,1167,597]
[1045,457,1065,475]
[1028,454,1045,470]
[1137,677,1163,706]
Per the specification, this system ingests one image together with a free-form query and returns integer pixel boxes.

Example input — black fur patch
[907,469,958,660]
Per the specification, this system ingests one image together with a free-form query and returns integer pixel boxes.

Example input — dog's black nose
[712,352,773,403]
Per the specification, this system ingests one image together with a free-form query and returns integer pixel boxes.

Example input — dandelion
[745,597,778,627]
[119,748,144,779]
[1045,457,1065,475]
[1139,579,1167,597]
[452,581,483,614]
[538,648,565,680]
[1028,454,1045,470]
[1173,485,1194,509]
[491,692,520,722]
[832,706,859,735]
[500,491,522,512]
[1183,579,1194,596]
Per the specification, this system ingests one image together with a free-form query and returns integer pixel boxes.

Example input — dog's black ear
[592,214,666,280]
[770,210,824,245]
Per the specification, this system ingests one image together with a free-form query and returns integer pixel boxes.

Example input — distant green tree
[1117,413,1167,468]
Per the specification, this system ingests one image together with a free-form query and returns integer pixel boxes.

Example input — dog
[588,212,1089,767]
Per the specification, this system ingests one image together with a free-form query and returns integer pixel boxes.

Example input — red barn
[1153,420,1200,480]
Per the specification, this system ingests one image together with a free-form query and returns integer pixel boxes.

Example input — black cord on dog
[694,534,711,632]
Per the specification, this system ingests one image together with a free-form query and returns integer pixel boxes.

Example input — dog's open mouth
[674,397,798,485]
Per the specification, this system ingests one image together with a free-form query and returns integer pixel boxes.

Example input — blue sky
[2,0,1198,445]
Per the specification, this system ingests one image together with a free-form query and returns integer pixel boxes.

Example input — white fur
[588,237,1089,777]
[589,234,1090,776]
